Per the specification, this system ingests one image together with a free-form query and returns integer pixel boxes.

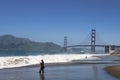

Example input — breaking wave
[0,53,109,69]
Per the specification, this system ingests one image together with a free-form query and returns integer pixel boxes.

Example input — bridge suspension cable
[63,29,120,53]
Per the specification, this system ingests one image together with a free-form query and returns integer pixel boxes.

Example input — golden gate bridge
[63,29,120,53]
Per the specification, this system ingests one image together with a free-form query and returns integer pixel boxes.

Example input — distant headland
[0,34,62,51]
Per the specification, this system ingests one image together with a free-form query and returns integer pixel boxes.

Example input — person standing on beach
[39,59,45,74]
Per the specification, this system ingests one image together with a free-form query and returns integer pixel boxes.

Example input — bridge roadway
[67,45,120,48]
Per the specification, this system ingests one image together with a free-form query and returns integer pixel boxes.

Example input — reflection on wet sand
[93,65,98,80]
[39,73,45,80]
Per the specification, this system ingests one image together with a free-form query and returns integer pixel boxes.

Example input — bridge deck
[67,45,120,47]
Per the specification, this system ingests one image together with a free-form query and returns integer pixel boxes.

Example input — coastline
[2,59,119,70]
[0,54,109,69]
[1,53,119,70]
[104,65,120,78]
[104,53,120,78]
[0,53,120,80]
[0,54,120,80]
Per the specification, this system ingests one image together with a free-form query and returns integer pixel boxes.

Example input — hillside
[0,35,62,51]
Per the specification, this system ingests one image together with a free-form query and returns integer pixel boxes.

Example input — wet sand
[0,63,119,80]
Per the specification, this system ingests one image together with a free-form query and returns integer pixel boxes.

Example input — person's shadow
[39,73,45,80]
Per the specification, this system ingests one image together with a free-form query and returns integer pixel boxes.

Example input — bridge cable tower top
[64,36,67,51]
[91,29,96,53]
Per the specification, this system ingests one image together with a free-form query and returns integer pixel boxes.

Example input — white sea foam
[0,53,109,69]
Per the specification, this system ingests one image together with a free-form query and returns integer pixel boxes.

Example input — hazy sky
[0,0,120,46]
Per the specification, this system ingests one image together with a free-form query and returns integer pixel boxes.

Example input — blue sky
[0,0,120,46]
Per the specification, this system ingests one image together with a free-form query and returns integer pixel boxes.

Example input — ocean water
[0,51,108,69]
[0,51,59,56]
